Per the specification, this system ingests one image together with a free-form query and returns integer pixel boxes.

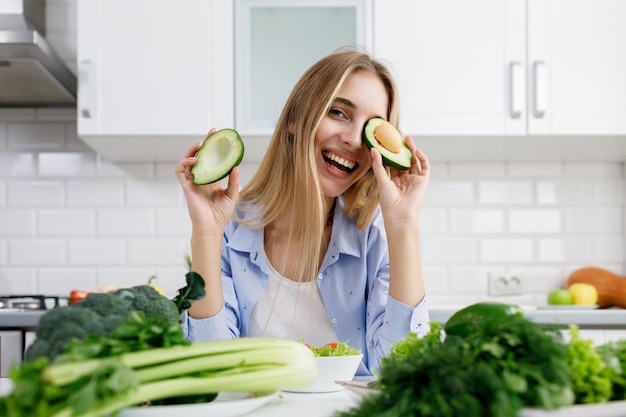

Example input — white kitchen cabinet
[373,0,626,137]
[235,0,371,136]
[77,0,234,162]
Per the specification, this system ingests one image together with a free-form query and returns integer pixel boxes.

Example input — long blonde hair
[238,47,400,283]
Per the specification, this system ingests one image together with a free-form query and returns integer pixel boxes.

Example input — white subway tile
[125,180,181,207]
[448,163,506,178]
[595,180,624,204]
[564,163,623,179]
[508,163,562,177]
[479,181,532,204]
[0,240,5,265]
[419,208,447,234]
[67,180,124,207]
[0,209,36,236]
[428,162,448,180]
[449,266,490,294]
[536,180,595,205]
[0,268,37,294]
[537,238,595,263]
[38,210,95,236]
[594,237,624,263]
[7,123,65,150]
[127,238,187,266]
[9,239,66,265]
[38,152,97,177]
[519,266,569,293]
[155,208,191,236]
[154,266,193,297]
[65,124,92,151]
[155,162,178,180]
[422,238,477,264]
[96,267,157,290]
[7,180,65,207]
[509,209,561,233]
[480,238,533,262]
[565,207,622,234]
[97,209,154,236]
[38,268,97,296]
[449,209,504,233]
[68,238,125,265]
[421,266,449,294]
[0,182,5,207]
[426,181,475,204]
[97,160,155,179]
[0,153,36,177]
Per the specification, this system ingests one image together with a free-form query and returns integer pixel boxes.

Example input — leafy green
[597,339,626,400]
[338,306,575,417]
[565,324,613,404]
[172,271,206,312]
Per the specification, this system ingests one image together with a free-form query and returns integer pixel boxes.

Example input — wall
[0,0,624,303]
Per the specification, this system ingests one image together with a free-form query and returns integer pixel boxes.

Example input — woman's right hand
[175,129,241,234]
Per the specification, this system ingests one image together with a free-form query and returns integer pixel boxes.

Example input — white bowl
[284,354,363,393]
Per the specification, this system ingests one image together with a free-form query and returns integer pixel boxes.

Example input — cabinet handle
[78,60,94,119]
[509,62,523,119]
[533,61,547,118]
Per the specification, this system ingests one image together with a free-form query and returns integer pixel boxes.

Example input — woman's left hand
[370,135,430,226]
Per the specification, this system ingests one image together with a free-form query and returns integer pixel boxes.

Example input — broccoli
[24,286,179,363]
[114,285,180,324]
[24,307,106,362]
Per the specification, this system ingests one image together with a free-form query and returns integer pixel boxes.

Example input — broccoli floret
[73,292,129,332]
[114,285,180,324]
[25,306,105,362]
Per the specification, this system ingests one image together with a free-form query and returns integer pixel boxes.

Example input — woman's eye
[329,108,346,118]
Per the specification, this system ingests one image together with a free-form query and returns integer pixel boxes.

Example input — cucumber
[191,128,244,185]
[444,302,525,338]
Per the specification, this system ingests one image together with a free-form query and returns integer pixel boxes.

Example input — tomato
[69,290,91,305]
[324,343,338,350]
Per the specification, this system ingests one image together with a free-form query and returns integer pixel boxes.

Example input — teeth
[323,151,355,170]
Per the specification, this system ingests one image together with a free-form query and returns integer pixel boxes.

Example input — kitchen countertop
[2,307,626,330]
[429,306,626,329]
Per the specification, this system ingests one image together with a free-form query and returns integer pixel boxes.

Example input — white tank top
[248,259,339,347]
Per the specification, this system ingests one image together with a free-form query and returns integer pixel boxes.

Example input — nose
[341,123,363,149]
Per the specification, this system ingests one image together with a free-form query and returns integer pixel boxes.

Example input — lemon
[147,276,166,296]
[568,283,598,305]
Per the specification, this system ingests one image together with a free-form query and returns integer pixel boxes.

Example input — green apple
[547,289,574,305]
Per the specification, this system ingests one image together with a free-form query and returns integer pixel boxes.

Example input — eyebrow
[334,97,386,120]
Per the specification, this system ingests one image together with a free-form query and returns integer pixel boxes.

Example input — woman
[175,48,430,375]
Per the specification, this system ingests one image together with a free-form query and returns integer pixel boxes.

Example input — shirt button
[317,273,323,280]
[331,318,338,324]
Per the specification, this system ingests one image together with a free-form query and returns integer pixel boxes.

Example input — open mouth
[322,151,357,174]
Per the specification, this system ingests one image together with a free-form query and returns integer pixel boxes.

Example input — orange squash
[566,267,626,308]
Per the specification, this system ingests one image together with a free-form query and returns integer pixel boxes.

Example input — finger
[415,148,430,177]
[225,166,241,199]
[370,148,389,186]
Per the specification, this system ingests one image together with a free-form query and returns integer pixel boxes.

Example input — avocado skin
[362,118,412,170]
[191,128,244,185]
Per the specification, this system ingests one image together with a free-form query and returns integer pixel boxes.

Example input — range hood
[0,0,76,107]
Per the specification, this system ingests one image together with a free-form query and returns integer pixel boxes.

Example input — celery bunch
[1,337,317,417]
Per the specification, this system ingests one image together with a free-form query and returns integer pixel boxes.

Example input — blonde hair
[238,47,400,283]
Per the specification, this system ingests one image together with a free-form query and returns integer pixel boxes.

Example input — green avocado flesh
[362,118,412,170]
[191,128,244,185]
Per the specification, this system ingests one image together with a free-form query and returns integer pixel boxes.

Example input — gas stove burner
[0,295,61,311]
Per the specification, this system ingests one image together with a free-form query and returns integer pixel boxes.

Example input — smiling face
[315,70,389,198]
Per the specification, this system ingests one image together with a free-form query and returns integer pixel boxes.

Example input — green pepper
[444,302,525,338]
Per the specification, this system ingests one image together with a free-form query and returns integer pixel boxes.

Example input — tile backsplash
[0,0,624,304]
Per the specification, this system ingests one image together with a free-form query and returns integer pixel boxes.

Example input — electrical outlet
[488,270,524,295]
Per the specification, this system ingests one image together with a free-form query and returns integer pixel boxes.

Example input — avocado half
[191,128,245,185]
[363,118,412,170]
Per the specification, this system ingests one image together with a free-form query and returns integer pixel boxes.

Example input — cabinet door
[373,0,526,136]
[528,0,626,135]
[77,0,233,137]
[235,0,370,135]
